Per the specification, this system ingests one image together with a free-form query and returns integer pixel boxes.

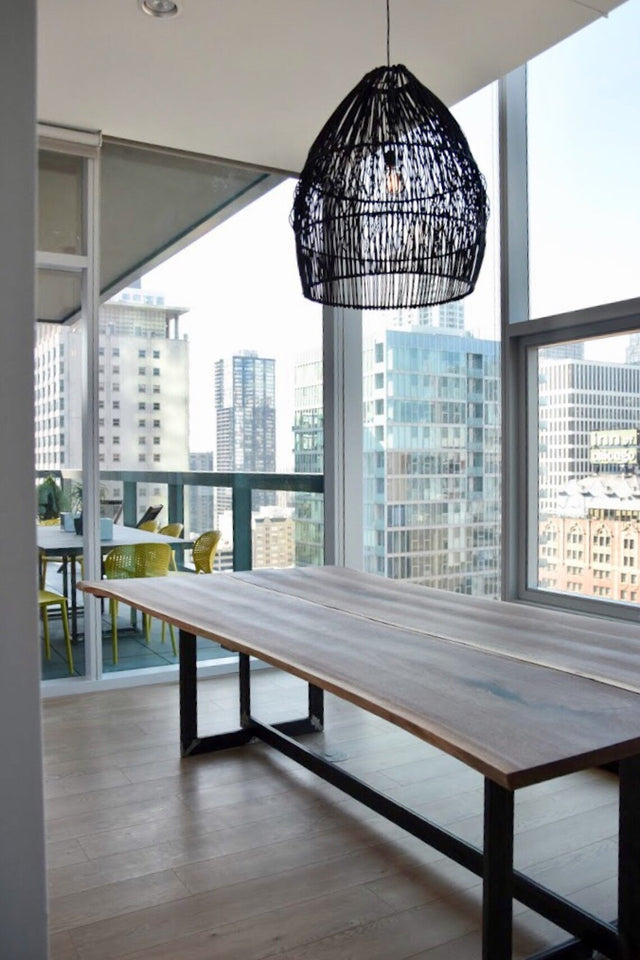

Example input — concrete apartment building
[35,285,190,523]
[538,351,640,518]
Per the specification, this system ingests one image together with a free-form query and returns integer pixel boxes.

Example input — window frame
[500,66,640,622]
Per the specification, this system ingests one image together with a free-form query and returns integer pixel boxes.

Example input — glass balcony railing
[37,468,324,573]
[36,468,324,680]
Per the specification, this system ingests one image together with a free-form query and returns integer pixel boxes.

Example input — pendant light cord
[386,0,391,67]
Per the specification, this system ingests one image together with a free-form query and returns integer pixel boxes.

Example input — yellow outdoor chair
[160,530,221,644]
[137,520,160,533]
[159,522,184,571]
[39,588,74,675]
[192,530,222,574]
[104,542,175,664]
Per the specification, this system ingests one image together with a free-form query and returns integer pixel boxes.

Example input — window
[527,3,640,318]
[531,334,640,609]
[362,81,500,597]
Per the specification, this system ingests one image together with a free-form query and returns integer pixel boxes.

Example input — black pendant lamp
[292,2,489,310]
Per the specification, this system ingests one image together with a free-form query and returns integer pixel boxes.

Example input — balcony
[37,468,324,680]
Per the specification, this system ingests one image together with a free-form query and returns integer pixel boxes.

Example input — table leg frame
[178,628,627,959]
[483,780,514,959]
[618,754,640,960]
[180,631,324,758]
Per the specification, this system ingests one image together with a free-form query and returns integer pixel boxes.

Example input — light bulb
[383,149,405,196]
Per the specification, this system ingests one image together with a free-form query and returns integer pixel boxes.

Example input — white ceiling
[38,0,626,174]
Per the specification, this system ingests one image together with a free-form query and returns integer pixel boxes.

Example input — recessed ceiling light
[139,0,179,19]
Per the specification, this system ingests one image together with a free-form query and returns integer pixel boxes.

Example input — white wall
[0,3,49,957]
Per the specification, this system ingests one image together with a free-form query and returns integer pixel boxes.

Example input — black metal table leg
[68,555,79,642]
[618,754,640,960]
[239,652,251,728]
[308,682,324,731]
[179,629,198,755]
[483,778,514,960]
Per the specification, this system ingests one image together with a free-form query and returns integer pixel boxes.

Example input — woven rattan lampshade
[292,64,489,310]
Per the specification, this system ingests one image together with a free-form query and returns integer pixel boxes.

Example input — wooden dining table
[78,564,640,960]
[38,523,191,640]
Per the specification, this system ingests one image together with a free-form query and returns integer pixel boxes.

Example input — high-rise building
[363,320,501,596]
[538,354,640,516]
[390,302,465,332]
[214,350,276,523]
[187,451,214,537]
[626,333,640,366]
[34,285,190,520]
[292,351,324,566]
[252,509,295,569]
[293,314,502,594]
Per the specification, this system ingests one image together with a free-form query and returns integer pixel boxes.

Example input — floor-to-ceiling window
[362,81,501,596]
[37,137,323,684]
[506,0,640,617]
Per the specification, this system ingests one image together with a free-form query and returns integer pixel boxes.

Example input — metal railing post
[232,479,252,571]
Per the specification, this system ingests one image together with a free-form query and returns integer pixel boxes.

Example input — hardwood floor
[43,669,619,959]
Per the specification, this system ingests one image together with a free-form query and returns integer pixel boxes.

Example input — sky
[143,0,639,464]
[144,180,322,464]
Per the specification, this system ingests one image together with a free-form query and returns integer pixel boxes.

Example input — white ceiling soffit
[38,0,627,174]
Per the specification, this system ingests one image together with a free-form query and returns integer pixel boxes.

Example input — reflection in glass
[38,151,84,255]
[36,268,82,323]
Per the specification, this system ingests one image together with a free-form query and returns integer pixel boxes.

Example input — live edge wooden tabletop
[79,566,640,791]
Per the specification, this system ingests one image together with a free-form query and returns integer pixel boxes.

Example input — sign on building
[590,429,639,465]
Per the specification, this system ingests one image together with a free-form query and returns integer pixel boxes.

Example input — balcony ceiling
[38,0,625,173]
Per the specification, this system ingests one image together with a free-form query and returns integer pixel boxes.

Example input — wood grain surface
[79,568,640,789]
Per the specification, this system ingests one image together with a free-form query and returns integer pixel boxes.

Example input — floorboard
[43,670,619,960]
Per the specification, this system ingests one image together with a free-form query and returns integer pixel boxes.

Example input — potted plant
[37,475,64,521]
